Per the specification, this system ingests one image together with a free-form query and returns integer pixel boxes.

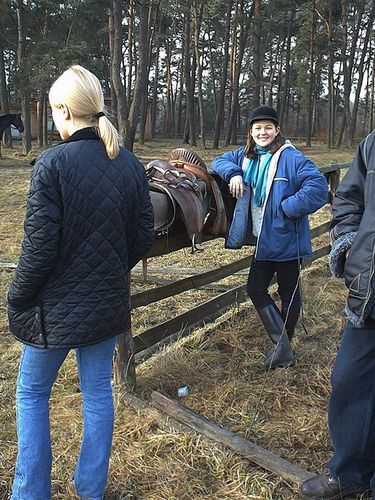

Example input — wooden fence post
[113,328,136,392]
[113,277,136,391]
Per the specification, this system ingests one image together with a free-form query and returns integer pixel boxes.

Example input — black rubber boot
[264,305,299,367]
[281,305,300,341]
[258,305,295,369]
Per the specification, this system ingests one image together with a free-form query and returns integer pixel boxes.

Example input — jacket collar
[59,127,100,144]
[30,127,100,166]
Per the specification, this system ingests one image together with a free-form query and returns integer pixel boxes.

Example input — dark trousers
[246,258,301,313]
[328,319,375,495]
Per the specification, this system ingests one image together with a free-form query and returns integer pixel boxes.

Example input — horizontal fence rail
[132,219,332,358]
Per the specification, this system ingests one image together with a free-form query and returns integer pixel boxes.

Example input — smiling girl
[212,105,328,369]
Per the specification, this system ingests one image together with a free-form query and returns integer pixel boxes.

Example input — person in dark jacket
[8,65,154,500]
[300,131,375,499]
[212,106,327,369]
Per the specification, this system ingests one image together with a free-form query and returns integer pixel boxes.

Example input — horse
[0,113,24,157]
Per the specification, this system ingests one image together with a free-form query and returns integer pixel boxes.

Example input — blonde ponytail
[49,65,120,159]
[94,113,120,159]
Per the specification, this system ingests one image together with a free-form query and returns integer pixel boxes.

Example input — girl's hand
[229,175,244,198]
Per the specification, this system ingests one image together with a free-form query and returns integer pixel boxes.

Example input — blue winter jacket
[8,128,154,349]
[211,145,328,261]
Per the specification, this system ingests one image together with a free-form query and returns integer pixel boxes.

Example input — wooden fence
[114,162,350,386]
[0,163,351,386]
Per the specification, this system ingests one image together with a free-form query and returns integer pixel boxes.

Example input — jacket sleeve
[211,147,244,183]
[281,153,328,219]
[128,165,154,270]
[328,142,367,277]
[330,145,366,240]
[8,160,62,308]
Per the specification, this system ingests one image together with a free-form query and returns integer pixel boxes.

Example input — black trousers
[246,258,301,313]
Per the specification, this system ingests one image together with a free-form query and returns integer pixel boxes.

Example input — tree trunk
[279,6,296,126]
[0,34,11,148]
[206,21,218,115]
[348,1,375,146]
[176,51,184,137]
[139,1,157,144]
[16,0,31,155]
[109,1,127,141]
[151,44,160,139]
[194,1,206,148]
[306,0,316,147]
[127,0,134,113]
[339,1,365,146]
[225,0,249,146]
[327,0,335,148]
[226,1,239,131]
[124,0,150,151]
[212,0,233,149]
[108,9,119,129]
[267,43,279,108]
[370,50,375,132]
[252,0,262,109]
[42,91,48,147]
[165,38,175,138]
[183,3,196,145]
[38,89,44,148]
[275,37,285,113]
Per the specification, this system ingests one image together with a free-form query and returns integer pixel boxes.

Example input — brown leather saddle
[168,148,212,192]
[146,149,227,252]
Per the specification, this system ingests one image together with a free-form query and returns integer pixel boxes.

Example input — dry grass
[0,139,359,499]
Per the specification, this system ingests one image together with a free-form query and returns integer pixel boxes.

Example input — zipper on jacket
[255,145,290,259]
[35,304,47,348]
[359,248,375,323]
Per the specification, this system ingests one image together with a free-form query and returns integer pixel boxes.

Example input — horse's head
[15,113,24,133]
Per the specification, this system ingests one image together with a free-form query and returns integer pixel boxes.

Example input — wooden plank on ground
[120,390,191,434]
[151,391,316,485]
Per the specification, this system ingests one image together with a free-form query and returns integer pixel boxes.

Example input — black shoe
[300,474,368,499]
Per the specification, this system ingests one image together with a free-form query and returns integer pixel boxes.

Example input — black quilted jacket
[7,128,154,349]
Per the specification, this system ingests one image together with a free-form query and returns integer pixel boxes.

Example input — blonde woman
[8,65,154,499]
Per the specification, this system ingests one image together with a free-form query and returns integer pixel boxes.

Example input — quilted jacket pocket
[8,304,45,346]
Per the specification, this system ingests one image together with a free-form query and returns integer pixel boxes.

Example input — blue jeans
[328,319,375,496]
[11,336,116,500]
